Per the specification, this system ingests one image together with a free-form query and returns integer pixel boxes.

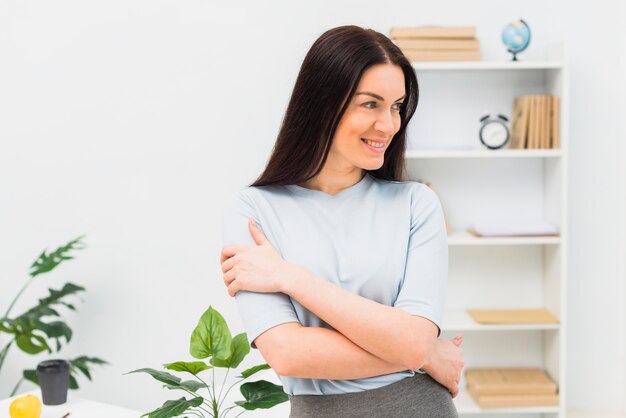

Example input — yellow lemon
[9,394,42,418]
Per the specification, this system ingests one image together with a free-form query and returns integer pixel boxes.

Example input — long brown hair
[250,25,419,187]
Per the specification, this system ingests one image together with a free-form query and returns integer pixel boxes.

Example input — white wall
[1,0,624,416]
[565,1,626,415]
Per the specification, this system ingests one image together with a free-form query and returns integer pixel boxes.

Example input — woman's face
[329,63,406,172]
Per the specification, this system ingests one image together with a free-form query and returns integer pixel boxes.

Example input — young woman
[220,25,464,417]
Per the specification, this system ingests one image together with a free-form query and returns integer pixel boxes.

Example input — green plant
[127,306,288,418]
[0,236,107,396]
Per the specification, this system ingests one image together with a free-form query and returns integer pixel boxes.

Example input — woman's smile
[361,137,388,153]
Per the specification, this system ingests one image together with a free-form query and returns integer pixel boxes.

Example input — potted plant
[127,306,288,418]
[0,236,107,397]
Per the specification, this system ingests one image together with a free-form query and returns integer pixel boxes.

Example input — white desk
[0,391,141,418]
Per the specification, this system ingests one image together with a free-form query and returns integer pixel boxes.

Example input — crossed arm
[258,266,439,377]
[235,266,465,398]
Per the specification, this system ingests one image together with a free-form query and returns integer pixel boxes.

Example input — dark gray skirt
[288,373,458,418]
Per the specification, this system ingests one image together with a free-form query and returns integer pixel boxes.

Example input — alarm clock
[479,114,510,149]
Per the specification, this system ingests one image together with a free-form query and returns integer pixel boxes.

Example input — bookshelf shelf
[447,230,560,246]
[406,46,568,417]
[405,149,562,159]
[442,310,560,331]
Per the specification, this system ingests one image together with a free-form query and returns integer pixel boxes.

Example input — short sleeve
[221,189,301,349]
[393,184,448,337]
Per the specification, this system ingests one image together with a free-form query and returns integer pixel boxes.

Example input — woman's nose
[373,108,395,134]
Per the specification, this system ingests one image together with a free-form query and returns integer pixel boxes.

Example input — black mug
[37,359,70,405]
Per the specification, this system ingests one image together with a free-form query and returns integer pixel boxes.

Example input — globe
[501,19,531,61]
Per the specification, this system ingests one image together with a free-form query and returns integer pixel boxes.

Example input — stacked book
[509,95,560,149]
[467,220,559,238]
[389,26,481,62]
[467,308,560,325]
[465,368,559,408]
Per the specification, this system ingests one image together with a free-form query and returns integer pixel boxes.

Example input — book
[392,38,480,50]
[540,96,548,148]
[531,96,540,148]
[525,96,535,149]
[543,96,551,148]
[544,95,552,148]
[402,49,481,62]
[468,387,559,408]
[390,26,477,39]
[519,96,531,149]
[466,368,558,395]
[509,96,530,149]
[511,95,561,149]
[552,95,560,148]
[509,97,522,149]
[467,308,560,324]
[468,220,559,237]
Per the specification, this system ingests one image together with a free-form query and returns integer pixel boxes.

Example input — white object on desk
[0,390,141,418]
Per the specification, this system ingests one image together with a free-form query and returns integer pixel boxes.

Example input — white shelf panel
[447,230,561,246]
[405,149,562,159]
[442,310,560,332]
[454,387,560,415]
[413,61,564,71]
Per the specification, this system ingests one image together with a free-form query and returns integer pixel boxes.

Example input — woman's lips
[361,138,386,153]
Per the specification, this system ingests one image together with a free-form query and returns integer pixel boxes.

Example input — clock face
[480,122,509,149]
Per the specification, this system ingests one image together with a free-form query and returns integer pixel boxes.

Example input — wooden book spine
[552,96,561,148]
[390,26,477,39]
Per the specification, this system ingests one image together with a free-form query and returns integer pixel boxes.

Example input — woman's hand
[220,218,297,297]
[421,335,465,398]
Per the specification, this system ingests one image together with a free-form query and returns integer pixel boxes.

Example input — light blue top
[221,172,448,396]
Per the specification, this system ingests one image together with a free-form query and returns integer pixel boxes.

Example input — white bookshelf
[406,47,568,418]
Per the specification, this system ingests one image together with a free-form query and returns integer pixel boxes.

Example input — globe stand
[502,19,531,63]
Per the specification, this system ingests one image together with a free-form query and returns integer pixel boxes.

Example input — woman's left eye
[363,102,404,111]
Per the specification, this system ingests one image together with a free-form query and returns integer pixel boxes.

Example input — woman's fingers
[227,280,239,297]
[220,244,247,263]
[221,255,236,273]
[223,267,238,286]
[450,382,459,398]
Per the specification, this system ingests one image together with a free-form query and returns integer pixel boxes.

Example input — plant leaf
[30,283,85,316]
[235,380,288,410]
[36,320,73,342]
[0,319,15,334]
[23,369,38,385]
[69,373,79,390]
[15,332,50,354]
[210,333,250,368]
[125,368,181,386]
[60,302,76,311]
[30,236,87,277]
[163,380,206,393]
[163,361,211,376]
[238,364,271,379]
[140,397,203,418]
[189,306,232,361]
[69,356,109,381]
